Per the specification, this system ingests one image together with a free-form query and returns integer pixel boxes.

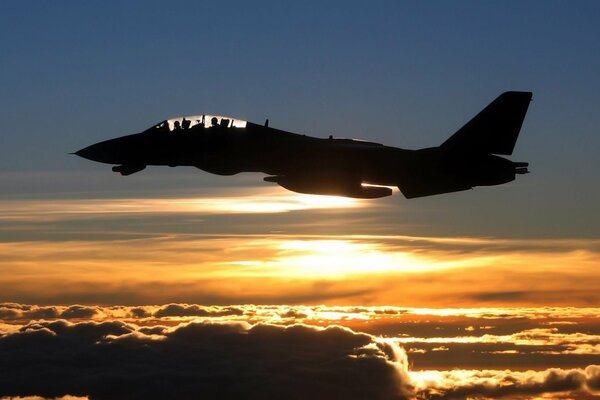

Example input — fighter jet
[75,91,532,199]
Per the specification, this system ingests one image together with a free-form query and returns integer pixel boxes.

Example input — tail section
[441,91,532,155]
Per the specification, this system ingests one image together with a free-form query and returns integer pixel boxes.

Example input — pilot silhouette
[173,121,181,131]
[181,117,191,130]
[211,117,219,127]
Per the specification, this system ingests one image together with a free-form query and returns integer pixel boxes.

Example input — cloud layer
[1,234,599,307]
[4,303,600,399]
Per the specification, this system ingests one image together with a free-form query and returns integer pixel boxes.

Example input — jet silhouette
[75,91,532,199]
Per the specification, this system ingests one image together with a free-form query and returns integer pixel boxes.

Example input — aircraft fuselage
[75,92,532,198]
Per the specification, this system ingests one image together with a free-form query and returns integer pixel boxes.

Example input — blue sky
[1,1,599,238]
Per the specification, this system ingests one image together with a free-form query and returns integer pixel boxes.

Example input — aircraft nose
[74,138,123,164]
[74,144,98,161]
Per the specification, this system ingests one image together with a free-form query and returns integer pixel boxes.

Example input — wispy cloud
[0,189,365,222]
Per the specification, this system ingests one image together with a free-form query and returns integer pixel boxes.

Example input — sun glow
[225,239,480,278]
[277,239,416,276]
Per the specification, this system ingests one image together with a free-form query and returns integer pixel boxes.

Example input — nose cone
[74,143,100,161]
[74,138,126,164]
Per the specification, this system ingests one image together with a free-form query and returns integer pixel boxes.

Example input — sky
[1,1,600,399]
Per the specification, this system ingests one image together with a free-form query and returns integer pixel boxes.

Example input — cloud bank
[0,319,413,400]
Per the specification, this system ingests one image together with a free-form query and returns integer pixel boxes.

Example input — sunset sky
[1,1,600,399]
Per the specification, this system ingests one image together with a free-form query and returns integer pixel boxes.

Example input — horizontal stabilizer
[441,91,532,155]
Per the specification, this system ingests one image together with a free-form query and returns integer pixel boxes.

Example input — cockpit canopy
[148,115,247,133]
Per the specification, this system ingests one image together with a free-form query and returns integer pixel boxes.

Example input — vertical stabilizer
[441,91,532,155]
